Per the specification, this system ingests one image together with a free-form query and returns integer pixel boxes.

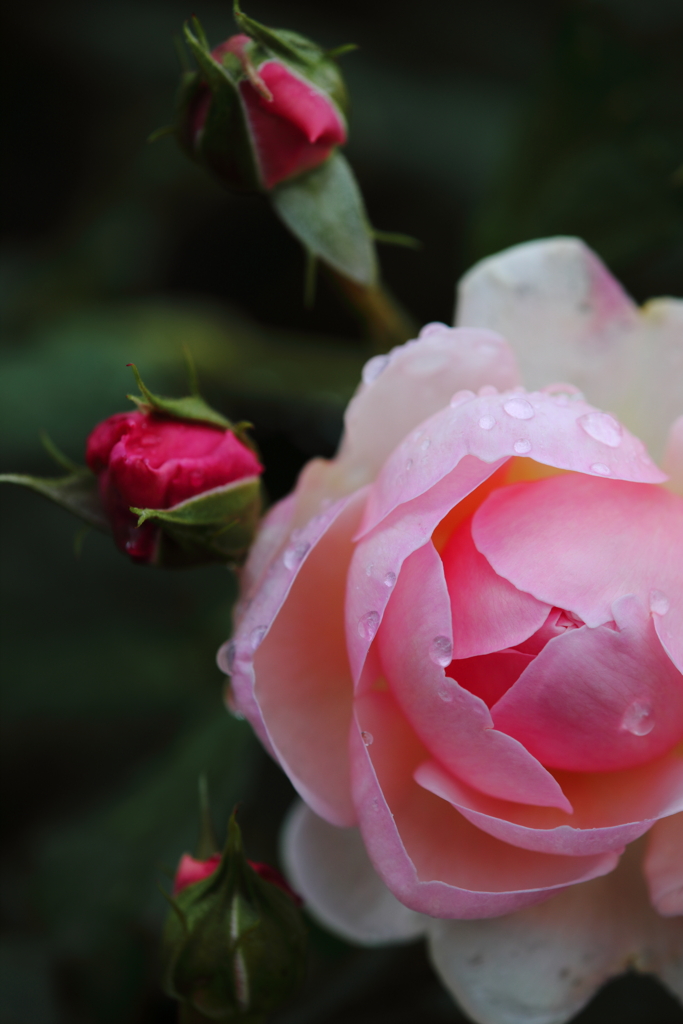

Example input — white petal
[644,812,683,917]
[455,238,683,461]
[280,800,428,944]
[427,838,683,1024]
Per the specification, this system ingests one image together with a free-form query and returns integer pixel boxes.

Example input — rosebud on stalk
[0,364,263,569]
[162,789,306,1023]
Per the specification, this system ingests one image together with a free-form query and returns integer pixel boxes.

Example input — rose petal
[448,649,534,708]
[351,691,619,919]
[377,540,571,809]
[281,800,427,943]
[472,473,683,673]
[360,388,665,539]
[455,236,683,461]
[229,489,367,826]
[237,493,296,620]
[644,812,683,917]
[442,516,550,659]
[427,838,683,1024]
[664,415,683,496]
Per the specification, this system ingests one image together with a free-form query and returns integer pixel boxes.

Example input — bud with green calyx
[0,361,264,569]
[162,787,307,1023]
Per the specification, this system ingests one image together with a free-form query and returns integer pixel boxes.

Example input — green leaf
[0,469,109,532]
[126,363,231,429]
[271,152,378,286]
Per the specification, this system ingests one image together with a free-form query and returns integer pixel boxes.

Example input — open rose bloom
[220,238,683,1024]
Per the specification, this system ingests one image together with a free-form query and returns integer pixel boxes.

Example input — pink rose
[86,411,262,563]
[221,238,683,1023]
[187,34,347,191]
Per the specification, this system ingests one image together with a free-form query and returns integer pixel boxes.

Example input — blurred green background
[1,0,682,1021]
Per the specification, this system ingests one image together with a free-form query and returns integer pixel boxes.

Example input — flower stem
[327,270,419,353]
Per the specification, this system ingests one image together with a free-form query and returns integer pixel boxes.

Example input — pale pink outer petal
[472,474,683,674]
[350,689,620,919]
[455,237,683,462]
[415,746,683,856]
[491,595,683,772]
[348,391,664,691]
[288,326,521,527]
[226,489,367,827]
[427,839,683,1024]
[360,387,665,538]
[377,540,571,810]
[442,516,550,659]
[280,801,428,943]
[664,415,683,496]
[235,493,296,621]
[644,812,683,917]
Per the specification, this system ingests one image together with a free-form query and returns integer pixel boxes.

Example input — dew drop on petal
[437,685,453,702]
[250,625,267,651]
[621,699,655,736]
[513,439,532,454]
[283,541,310,570]
[365,562,374,577]
[479,415,496,430]
[591,462,611,475]
[383,571,396,588]
[478,385,498,396]
[218,639,236,675]
[503,397,535,420]
[361,730,374,746]
[421,437,431,451]
[225,685,246,721]
[430,635,453,667]
[577,412,623,448]
[140,433,160,447]
[405,458,413,471]
[362,354,390,385]
[650,590,670,616]
[450,389,475,408]
[358,611,380,641]
[419,322,449,338]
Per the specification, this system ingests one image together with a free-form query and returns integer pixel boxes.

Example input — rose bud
[86,366,263,568]
[176,5,348,193]
[222,238,683,1024]
[162,813,307,1022]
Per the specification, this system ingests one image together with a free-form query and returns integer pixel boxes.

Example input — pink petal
[226,489,367,827]
[442,516,550,658]
[663,414,683,496]
[360,388,665,540]
[473,473,683,673]
[448,649,533,708]
[415,758,672,856]
[376,540,572,810]
[350,691,619,919]
[236,493,296,622]
[644,812,683,916]
[492,596,683,772]
[258,61,346,144]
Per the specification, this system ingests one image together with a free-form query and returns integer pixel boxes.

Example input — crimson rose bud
[177,8,348,191]
[86,411,262,566]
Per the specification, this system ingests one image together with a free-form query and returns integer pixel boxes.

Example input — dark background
[1,0,682,1021]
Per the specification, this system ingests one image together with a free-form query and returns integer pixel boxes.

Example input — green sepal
[161,811,307,1020]
[271,152,377,285]
[0,468,109,533]
[126,363,233,430]
[131,476,262,568]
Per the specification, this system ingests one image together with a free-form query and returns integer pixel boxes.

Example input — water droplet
[358,611,380,641]
[365,562,374,577]
[513,439,532,454]
[383,571,396,588]
[650,590,670,616]
[362,354,390,385]
[478,385,498,396]
[545,383,584,402]
[450,389,475,408]
[361,730,374,746]
[421,437,431,451]
[591,462,611,476]
[250,625,267,651]
[140,433,160,447]
[218,640,236,675]
[283,541,310,570]
[621,699,655,736]
[419,321,449,338]
[577,412,623,448]
[225,685,246,720]
[503,396,535,420]
[405,458,413,471]
[437,685,453,702]
[479,415,496,430]
[430,635,453,667]
[190,470,204,487]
